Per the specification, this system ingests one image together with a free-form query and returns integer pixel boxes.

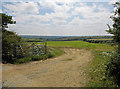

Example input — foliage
[86,39,113,44]
[14,47,64,64]
[1,13,22,63]
[106,1,120,86]
[14,52,52,64]
[0,13,16,29]
[106,1,120,51]
[2,28,22,63]
[106,52,120,86]
[87,50,117,87]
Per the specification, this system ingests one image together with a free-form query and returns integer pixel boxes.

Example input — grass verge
[14,47,64,64]
[86,50,117,87]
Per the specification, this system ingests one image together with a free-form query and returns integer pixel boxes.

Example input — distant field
[87,38,113,41]
[46,41,114,51]
[21,35,112,42]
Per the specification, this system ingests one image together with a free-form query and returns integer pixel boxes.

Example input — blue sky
[1,0,117,36]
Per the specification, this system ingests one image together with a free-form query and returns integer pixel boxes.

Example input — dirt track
[2,48,92,87]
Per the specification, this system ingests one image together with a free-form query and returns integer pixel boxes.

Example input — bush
[106,51,120,86]
[2,30,22,63]
[1,13,22,63]
[14,50,54,64]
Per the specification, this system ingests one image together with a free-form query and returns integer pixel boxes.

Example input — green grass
[45,41,113,51]
[14,47,64,64]
[86,50,117,87]
[47,47,64,57]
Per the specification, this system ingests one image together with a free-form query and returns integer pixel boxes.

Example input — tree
[106,1,120,53]
[106,1,120,86]
[0,13,16,30]
[1,13,21,63]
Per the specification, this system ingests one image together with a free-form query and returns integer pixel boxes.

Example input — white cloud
[3,2,39,14]
[109,0,118,5]
[3,1,113,36]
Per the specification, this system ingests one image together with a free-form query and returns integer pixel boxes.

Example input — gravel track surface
[2,48,92,87]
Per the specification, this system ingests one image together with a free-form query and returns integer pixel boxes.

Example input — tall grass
[14,47,64,64]
[86,50,117,87]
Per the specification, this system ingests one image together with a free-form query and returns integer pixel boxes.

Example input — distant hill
[20,35,67,40]
[20,35,112,42]
[20,35,77,41]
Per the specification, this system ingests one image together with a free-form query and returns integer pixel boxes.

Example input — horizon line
[20,34,112,37]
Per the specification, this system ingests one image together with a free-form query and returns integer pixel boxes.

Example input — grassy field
[87,39,113,41]
[46,41,114,51]
[35,40,115,87]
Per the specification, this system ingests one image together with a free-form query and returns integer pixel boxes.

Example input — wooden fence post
[45,41,47,54]
[32,43,35,55]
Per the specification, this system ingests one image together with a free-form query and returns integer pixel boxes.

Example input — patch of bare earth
[2,48,92,87]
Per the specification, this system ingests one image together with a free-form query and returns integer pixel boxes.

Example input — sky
[0,0,117,36]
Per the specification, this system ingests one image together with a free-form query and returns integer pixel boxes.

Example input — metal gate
[13,42,47,59]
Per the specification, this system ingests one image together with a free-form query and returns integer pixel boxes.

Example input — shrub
[106,51,120,86]
[1,13,22,63]
[106,1,120,86]
[14,50,54,64]
[2,30,22,63]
